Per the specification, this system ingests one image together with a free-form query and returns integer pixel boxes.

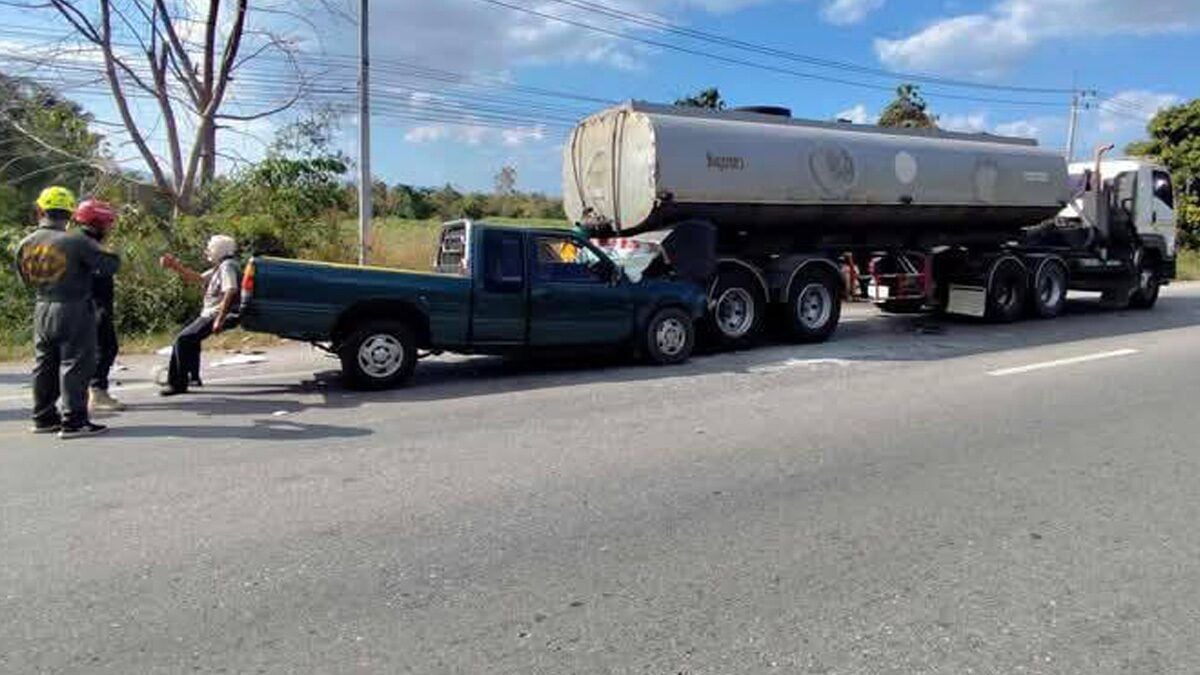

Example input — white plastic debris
[210,354,268,368]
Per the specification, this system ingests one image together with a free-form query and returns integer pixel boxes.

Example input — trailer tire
[1029,257,1068,319]
[338,320,418,390]
[706,268,765,348]
[1128,249,1162,310]
[986,257,1028,323]
[645,307,695,365]
[785,266,841,343]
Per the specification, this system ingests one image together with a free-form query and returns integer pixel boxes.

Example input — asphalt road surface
[3,285,1200,674]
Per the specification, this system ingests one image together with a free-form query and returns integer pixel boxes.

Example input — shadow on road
[69,290,1200,413]
[110,418,372,441]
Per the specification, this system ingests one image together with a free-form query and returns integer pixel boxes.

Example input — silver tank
[563,102,1071,243]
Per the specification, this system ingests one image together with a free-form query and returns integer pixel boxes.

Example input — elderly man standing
[158,235,242,397]
[15,186,121,438]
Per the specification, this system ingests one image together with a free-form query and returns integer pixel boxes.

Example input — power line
[543,0,1075,95]
[468,0,1070,109]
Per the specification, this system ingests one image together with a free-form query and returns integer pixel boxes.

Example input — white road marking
[748,358,853,374]
[0,368,323,404]
[987,348,1140,377]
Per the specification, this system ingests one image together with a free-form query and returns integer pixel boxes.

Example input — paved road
[3,285,1200,674]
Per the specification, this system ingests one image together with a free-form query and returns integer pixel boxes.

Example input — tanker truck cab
[1064,159,1178,271]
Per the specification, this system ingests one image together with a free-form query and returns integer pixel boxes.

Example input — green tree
[675,87,725,110]
[878,84,938,129]
[1126,99,1200,247]
[0,71,104,225]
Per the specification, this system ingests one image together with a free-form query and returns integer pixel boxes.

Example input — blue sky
[2,0,1197,195]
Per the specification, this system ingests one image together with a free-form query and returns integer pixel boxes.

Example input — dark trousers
[167,314,238,391]
[32,301,96,427]
[91,306,119,391]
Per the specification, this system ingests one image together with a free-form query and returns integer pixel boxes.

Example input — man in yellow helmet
[14,186,120,438]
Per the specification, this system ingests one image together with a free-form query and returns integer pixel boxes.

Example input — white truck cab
[1066,158,1178,259]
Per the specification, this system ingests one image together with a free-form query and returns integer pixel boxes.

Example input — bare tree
[19,0,320,213]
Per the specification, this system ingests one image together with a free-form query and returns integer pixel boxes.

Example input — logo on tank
[706,153,746,171]
[810,145,857,198]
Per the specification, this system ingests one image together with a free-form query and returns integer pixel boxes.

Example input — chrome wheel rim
[796,283,832,330]
[358,334,404,379]
[655,317,688,357]
[714,287,755,338]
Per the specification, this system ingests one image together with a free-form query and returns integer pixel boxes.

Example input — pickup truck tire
[339,320,418,390]
[645,307,695,365]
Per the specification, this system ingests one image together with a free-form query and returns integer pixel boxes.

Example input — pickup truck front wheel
[645,307,695,365]
[339,320,418,390]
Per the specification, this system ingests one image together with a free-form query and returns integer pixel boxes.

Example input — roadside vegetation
[3,73,1199,360]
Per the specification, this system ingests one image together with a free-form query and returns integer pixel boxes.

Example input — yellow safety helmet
[35,186,77,213]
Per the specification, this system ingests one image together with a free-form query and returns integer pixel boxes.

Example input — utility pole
[358,0,371,266]
[1065,90,1080,162]
[1065,89,1097,163]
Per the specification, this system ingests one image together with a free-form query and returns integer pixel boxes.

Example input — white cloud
[940,111,989,133]
[835,104,874,124]
[502,125,548,147]
[404,125,449,144]
[875,0,1200,77]
[994,119,1042,138]
[820,0,885,26]
[1098,90,1181,134]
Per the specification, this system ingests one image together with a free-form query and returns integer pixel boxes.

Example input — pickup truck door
[527,234,633,346]
[470,228,528,345]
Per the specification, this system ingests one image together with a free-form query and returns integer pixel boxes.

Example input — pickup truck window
[483,229,525,292]
[533,235,607,283]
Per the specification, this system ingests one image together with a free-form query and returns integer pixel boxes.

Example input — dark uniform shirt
[15,222,120,303]
[82,230,116,311]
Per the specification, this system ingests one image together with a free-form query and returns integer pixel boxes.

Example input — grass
[1176,247,1200,281]
[1,328,283,364]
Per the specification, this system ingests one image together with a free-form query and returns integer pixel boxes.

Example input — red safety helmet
[74,199,117,235]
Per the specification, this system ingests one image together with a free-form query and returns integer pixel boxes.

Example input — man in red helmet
[73,200,125,412]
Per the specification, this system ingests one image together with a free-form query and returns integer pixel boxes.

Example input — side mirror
[1120,197,1134,215]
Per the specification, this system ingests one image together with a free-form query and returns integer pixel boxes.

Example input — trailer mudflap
[947,285,987,318]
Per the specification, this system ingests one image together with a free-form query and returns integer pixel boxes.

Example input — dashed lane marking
[986,349,1140,377]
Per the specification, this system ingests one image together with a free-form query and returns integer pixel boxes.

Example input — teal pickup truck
[240,220,708,389]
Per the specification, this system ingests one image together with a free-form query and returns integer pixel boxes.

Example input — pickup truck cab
[240,220,708,389]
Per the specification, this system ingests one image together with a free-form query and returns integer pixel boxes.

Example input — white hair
[206,234,238,261]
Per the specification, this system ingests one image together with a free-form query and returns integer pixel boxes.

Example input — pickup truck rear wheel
[645,307,695,365]
[339,320,418,390]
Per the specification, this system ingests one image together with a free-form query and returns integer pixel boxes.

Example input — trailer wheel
[1029,257,1068,319]
[986,257,1028,323]
[785,267,841,343]
[1128,249,1161,310]
[644,307,694,365]
[706,269,765,348]
[338,320,418,390]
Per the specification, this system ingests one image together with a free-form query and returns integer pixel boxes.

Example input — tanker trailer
[563,102,1176,345]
